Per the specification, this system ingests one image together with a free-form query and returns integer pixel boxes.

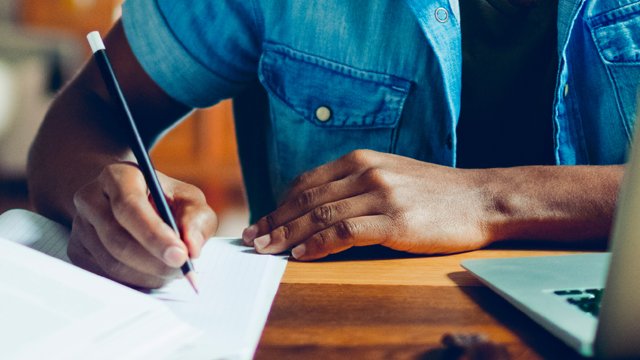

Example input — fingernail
[242,225,259,245]
[163,246,187,267]
[254,234,271,250]
[292,245,306,259]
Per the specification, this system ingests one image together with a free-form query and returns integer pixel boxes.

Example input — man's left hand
[242,149,497,260]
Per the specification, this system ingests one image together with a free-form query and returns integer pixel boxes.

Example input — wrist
[472,165,619,244]
[472,167,521,244]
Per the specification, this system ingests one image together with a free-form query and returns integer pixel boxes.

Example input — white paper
[0,209,287,360]
[152,238,287,359]
[0,238,196,360]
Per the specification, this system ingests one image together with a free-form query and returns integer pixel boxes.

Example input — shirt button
[435,7,449,23]
[315,106,332,122]
[564,83,570,97]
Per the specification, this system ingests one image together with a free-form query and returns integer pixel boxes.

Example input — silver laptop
[462,98,640,358]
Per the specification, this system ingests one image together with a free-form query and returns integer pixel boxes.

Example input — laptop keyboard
[553,288,604,317]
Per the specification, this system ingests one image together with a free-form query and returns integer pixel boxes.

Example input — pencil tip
[185,271,199,295]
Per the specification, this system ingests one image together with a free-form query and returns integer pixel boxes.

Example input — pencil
[86,31,199,294]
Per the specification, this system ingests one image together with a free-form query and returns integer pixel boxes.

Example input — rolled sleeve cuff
[122,0,243,108]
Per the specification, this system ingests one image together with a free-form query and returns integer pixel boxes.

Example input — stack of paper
[0,238,197,360]
[0,209,288,360]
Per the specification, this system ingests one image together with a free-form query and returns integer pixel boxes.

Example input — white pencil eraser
[87,31,105,53]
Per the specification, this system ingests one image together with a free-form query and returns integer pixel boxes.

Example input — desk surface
[256,246,594,359]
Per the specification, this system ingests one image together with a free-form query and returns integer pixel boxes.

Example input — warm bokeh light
[0,0,249,234]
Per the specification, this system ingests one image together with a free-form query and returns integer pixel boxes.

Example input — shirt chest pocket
[588,2,640,130]
[258,43,411,191]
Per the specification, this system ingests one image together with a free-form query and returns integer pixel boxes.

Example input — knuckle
[98,164,121,184]
[378,189,397,204]
[294,171,312,187]
[312,230,330,251]
[272,224,291,244]
[73,181,103,212]
[112,193,141,219]
[361,168,389,188]
[184,203,216,227]
[311,205,334,226]
[289,173,310,193]
[346,149,372,167]
[334,220,357,242]
[282,224,291,242]
[296,188,318,210]
[265,214,277,232]
[193,207,218,236]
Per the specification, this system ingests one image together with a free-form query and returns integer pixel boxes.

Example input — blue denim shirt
[122,0,640,221]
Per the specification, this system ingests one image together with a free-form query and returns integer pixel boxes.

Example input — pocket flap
[589,2,640,64]
[258,43,411,129]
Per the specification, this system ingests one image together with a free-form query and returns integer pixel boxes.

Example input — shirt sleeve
[121,0,261,108]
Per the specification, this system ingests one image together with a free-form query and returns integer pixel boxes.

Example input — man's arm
[29,21,186,219]
[242,150,622,260]
[28,21,217,287]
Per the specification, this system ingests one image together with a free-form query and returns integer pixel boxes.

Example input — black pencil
[87,31,198,294]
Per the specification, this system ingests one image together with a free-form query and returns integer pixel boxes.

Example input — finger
[245,175,367,246]
[283,149,378,203]
[71,215,171,288]
[98,164,188,267]
[168,182,218,258]
[254,193,381,254]
[291,215,394,261]
[67,227,109,278]
[75,182,179,277]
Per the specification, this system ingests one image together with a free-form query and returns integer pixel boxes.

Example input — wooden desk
[256,246,594,359]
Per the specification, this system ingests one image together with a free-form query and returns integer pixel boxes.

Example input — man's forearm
[27,22,190,225]
[481,165,624,244]
[28,84,134,225]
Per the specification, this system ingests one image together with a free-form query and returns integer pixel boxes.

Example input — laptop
[462,98,640,358]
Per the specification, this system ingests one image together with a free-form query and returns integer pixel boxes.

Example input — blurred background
[0,0,249,235]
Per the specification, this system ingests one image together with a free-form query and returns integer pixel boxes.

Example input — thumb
[162,179,218,258]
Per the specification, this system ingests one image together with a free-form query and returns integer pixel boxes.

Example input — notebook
[0,209,288,360]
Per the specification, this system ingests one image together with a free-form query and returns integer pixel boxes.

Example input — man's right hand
[68,162,218,289]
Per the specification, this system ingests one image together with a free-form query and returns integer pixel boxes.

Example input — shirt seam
[587,21,634,141]
[263,42,412,88]
[152,0,248,87]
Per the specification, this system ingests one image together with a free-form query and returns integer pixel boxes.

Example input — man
[28,0,639,288]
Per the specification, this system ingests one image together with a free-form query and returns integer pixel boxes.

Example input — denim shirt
[122,0,640,221]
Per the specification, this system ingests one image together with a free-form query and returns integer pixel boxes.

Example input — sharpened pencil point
[185,271,199,295]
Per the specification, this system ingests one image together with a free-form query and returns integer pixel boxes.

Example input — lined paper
[153,239,287,359]
[0,209,69,261]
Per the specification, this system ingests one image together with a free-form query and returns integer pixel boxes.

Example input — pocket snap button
[315,106,332,122]
[435,7,449,23]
